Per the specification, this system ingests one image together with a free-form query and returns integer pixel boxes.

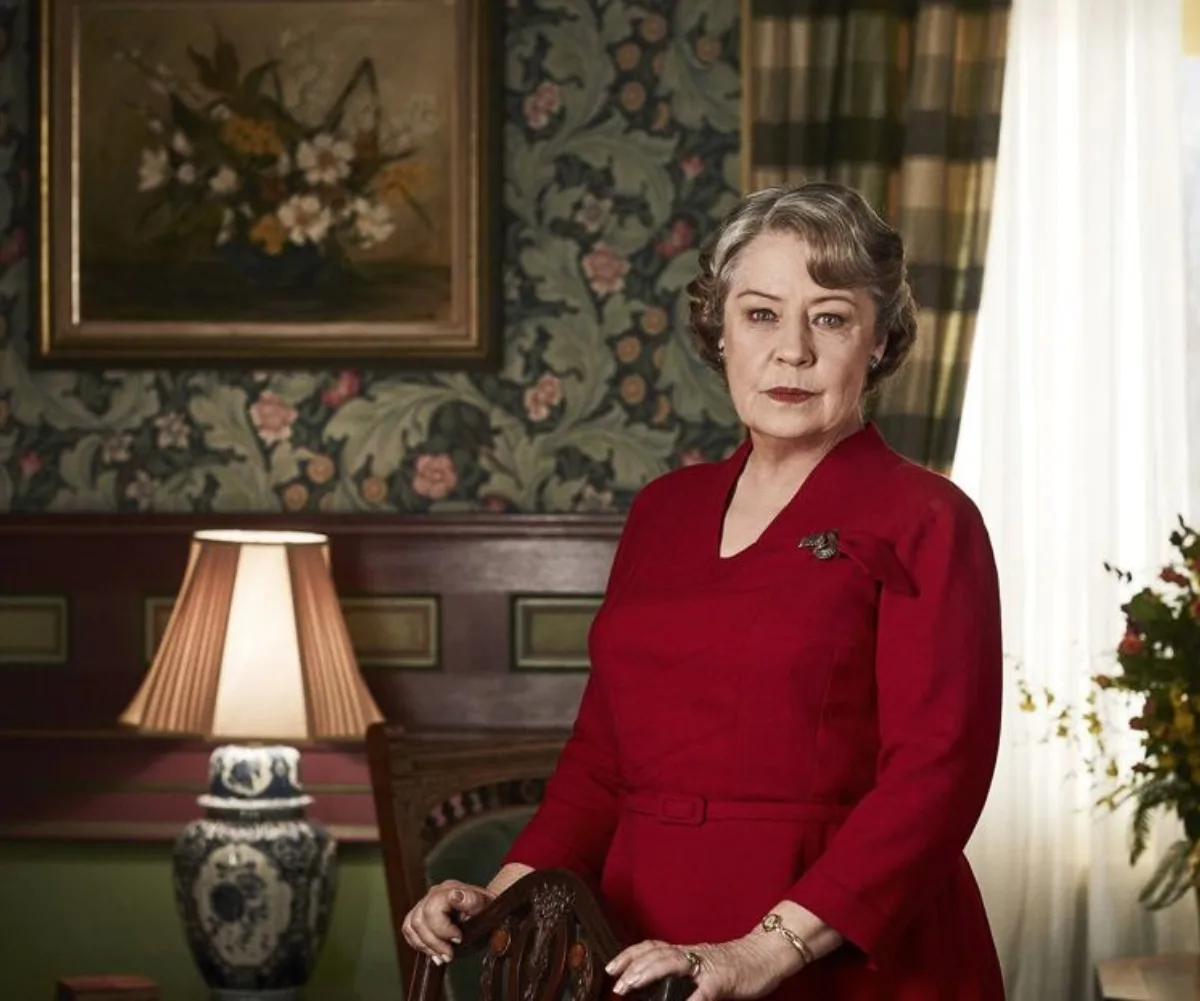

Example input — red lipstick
[765,388,815,404]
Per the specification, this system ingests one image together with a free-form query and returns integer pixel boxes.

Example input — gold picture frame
[36,0,501,365]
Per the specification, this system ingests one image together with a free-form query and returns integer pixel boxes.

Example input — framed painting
[35,0,501,366]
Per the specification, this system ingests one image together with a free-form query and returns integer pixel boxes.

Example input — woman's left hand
[605,933,804,1001]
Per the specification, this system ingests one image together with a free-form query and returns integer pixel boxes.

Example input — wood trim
[0,513,625,537]
[366,724,569,990]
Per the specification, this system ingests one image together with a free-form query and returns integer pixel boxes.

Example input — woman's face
[721,231,882,451]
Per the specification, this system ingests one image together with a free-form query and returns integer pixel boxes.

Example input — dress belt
[621,791,853,827]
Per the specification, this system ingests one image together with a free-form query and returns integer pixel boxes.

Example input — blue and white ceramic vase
[173,745,337,1001]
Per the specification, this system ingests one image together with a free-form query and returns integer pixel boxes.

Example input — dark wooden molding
[0,512,626,537]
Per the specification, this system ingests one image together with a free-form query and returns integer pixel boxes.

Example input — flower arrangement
[1019,517,1200,911]
[118,29,436,286]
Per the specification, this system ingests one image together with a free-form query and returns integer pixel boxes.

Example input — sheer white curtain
[951,0,1194,998]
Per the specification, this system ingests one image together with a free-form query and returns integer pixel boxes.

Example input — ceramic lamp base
[172,746,337,1000]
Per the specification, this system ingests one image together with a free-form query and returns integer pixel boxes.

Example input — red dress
[504,424,1005,1000]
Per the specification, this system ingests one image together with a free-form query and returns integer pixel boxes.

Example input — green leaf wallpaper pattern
[0,0,742,514]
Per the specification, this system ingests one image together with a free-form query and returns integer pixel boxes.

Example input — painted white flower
[101,433,133,465]
[275,150,292,176]
[209,103,232,122]
[124,469,157,512]
[404,94,440,140]
[147,118,164,135]
[215,207,235,246]
[295,134,354,185]
[209,165,240,195]
[171,130,192,157]
[176,162,197,185]
[278,194,333,245]
[351,198,394,247]
[138,148,169,191]
[153,411,190,450]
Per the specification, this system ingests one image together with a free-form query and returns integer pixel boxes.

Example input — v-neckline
[712,424,878,563]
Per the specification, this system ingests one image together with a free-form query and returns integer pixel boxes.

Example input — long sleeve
[786,488,1003,962]
[501,490,648,879]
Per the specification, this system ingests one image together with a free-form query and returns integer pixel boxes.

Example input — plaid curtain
[744,0,1011,473]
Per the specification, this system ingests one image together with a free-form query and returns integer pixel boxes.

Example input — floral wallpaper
[0,0,742,513]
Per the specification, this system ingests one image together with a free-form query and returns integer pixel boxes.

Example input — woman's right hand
[402,880,496,965]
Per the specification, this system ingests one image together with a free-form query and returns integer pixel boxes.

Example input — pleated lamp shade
[120,529,384,741]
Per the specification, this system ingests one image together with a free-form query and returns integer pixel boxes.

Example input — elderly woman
[402,182,1004,1000]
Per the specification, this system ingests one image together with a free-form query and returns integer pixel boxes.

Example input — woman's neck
[743,419,864,493]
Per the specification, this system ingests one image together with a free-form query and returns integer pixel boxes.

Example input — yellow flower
[1175,707,1195,737]
[282,482,309,511]
[641,306,668,335]
[619,374,646,405]
[249,214,287,256]
[620,82,646,112]
[361,475,388,504]
[616,336,642,362]
[375,159,430,205]
[615,42,641,70]
[219,115,284,158]
[306,454,335,485]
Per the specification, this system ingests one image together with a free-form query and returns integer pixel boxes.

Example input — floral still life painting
[37,0,499,363]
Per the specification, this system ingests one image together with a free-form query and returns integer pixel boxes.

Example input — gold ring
[681,950,702,978]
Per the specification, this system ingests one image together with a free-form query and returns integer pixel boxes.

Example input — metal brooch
[798,530,839,560]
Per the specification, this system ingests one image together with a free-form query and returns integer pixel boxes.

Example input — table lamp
[119,529,384,1001]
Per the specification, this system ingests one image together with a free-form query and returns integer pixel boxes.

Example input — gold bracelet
[760,913,815,967]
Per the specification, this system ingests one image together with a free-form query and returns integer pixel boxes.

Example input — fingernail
[451,937,462,945]
[604,962,616,974]
[613,983,626,995]
[432,956,443,967]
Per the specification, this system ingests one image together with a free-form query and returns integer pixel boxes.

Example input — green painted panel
[0,841,401,1001]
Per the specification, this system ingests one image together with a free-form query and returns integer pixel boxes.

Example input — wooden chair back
[366,723,569,993]
[406,868,693,1001]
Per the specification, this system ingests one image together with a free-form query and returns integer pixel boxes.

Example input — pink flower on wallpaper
[679,449,706,467]
[18,452,41,476]
[322,370,361,408]
[681,155,704,179]
[582,244,629,295]
[412,453,458,500]
[523,373,564,422]
[657,219,695,258]
[249,391,298,444]
[0,227,28,266]
[523,81,562,130]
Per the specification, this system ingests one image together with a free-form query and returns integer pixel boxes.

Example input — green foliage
[1021,518,1200,910]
